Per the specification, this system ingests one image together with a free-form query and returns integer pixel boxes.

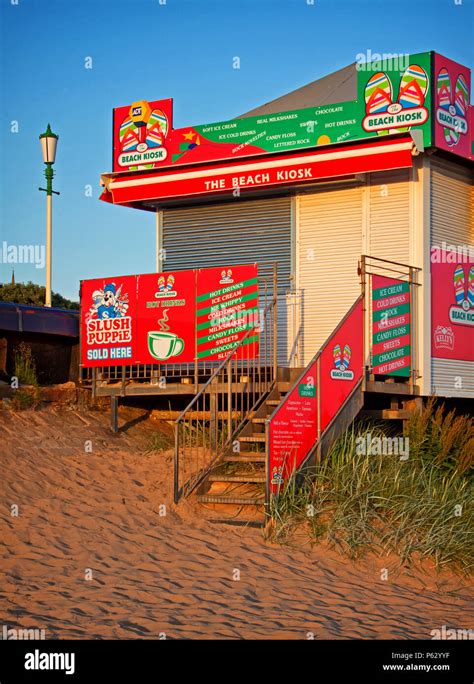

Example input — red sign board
[269,360,318,493]
[136,270,196,364]
[319,298,364,432]
[268,298,363,495]
[431,252,474,362]
[433,53,472,160]
[196,265,259,361]
[113,99,173,172]
[372,275,411,377]
[105,138,413,205]
[81,266,259,368]
[81,275,137,367]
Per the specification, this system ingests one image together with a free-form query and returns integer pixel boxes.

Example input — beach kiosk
[82,51,473,513]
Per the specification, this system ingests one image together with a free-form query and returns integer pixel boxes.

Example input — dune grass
[13,342,38,386]
[267,399,473,573]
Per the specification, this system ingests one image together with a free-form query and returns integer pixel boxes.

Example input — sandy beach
[0,404,472,640]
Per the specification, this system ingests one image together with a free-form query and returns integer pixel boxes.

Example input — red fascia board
[103,136,414,206]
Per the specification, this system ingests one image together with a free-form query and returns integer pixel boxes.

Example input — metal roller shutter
[297,184,363,366]
[431,157,473,248]
[431,358,474,398]
[162,197,292,365]
[369,169,411,264]
[430,156,474,398]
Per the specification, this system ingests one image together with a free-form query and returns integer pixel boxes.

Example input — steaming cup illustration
[148,331,184,360]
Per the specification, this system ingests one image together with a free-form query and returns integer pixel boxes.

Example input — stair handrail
[175,326,256,423]
[268,294,364,424]
[174,296,277,503]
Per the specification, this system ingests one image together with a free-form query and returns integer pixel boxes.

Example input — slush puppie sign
[111,52,472,174]
[81,265,259,368]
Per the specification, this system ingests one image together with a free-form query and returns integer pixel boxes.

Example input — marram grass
[267,401,473,574]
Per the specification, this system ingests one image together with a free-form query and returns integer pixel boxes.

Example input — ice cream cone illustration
[454,265,465,306]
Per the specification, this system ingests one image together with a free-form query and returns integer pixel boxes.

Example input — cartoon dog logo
[88,283,129,321]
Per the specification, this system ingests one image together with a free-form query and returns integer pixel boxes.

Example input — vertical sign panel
[319,298,364,432]
[81,275,137,367]
[431,253,474,361]
[269,360,318,494]
[433,53,471,160]
[196,264,259,361]
[136,270,196,364]
[372,275,411,377]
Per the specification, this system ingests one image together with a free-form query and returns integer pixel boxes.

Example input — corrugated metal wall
[296,184,363,365]
[368,169,411,264]
[430,156,474,398]
[162,197,292,364]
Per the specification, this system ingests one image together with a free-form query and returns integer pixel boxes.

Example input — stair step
[239,434,266,443]
[251,417,267,424]
[197,493,265,506]
[222,453,266,463]
[266,399,281,406]
[208,473,266,483]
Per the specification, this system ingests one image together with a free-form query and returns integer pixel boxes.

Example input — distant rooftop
[239,63,357,117]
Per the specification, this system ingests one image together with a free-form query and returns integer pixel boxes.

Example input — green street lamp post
[39,124,60,307]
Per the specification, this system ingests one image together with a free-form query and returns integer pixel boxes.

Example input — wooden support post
[0,338,7,374]
[402,397,423,433]
[111,396,119,433]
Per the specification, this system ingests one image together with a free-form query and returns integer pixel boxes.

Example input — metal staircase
[173,255,421,522]
[195,385,287,512]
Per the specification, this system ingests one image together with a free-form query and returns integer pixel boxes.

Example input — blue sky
[0,0,473,301]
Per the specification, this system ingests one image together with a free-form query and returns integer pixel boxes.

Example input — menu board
[196,264,259,361]
[372,275,411,377]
